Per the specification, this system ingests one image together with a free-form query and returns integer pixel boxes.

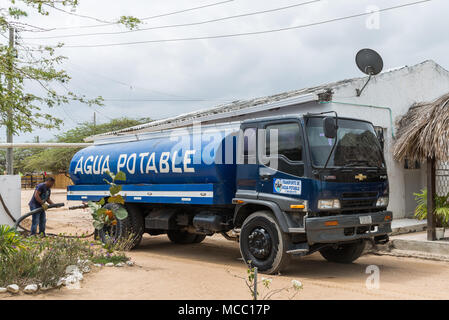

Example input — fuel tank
[69,124,240,186]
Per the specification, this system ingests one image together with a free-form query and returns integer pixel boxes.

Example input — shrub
[102,233,139,254]
[90,171,128,231]
[414,189,449,228]
[0,224,132,289]
[0,235,96,288]
[0,244,40,287]
[0,225,25,256]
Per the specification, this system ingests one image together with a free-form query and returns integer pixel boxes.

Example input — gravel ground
[3,190,449,300]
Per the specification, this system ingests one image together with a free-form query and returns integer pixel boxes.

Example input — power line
[64,62,202,100]
[63,61,240,102]
[25,0,321,40]
[28,0,235,32]
[102,98,237,102]
[42,3,112,24]
[26,0,432,48]
[57,69,236,116]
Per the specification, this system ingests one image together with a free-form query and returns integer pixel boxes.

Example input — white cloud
[1,0,447,141]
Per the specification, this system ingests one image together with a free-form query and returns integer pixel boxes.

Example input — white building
[92,60,449,219]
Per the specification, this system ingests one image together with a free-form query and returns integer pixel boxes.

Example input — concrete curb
[390,221,427,236]
[368,238,449,262]
[371,249,449,262]
[392,238,449,256]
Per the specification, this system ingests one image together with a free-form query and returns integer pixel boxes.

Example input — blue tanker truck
[68,114,392,274]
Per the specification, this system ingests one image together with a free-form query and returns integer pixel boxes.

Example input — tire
[239,211,291,275]
[193,234,207,243]
[124,203,145,247]
[319,241,366,264]
[98,203,144,249]
[167,230,205,244]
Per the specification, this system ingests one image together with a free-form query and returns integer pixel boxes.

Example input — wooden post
[427,157,436,241]
[253,267,258,300]
[6,27,15,175]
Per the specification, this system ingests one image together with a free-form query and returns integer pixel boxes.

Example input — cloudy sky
[1,0,448,142]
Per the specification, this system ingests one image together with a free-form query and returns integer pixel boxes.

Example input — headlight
[376,196,389,207]
[318,199,341,210]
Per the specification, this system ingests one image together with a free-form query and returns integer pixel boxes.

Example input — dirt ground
[3,190,449,300]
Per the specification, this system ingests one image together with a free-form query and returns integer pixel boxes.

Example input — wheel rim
[248,227,272,260]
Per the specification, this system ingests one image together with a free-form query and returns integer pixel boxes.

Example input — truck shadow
[134,235,403,279]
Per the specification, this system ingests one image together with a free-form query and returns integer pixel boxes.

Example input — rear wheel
[319,241,366,263]
[167,230,206,244]
[239,211,290,275]
[98,203,144,249]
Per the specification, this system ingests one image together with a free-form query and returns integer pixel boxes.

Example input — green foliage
[117,16,142,30]
[114,171,126,181]
[0,225,25,255]
[91,253,128,265]
[414,189,449,228]
[414,189,428,221]
[90,171,128,230]
[0,235,95,287]
[101,232,137,254]
[19,117,150,173]
[0,1,141,140]
[0,222,133,288]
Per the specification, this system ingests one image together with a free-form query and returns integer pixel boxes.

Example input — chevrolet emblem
[355,174,367,181]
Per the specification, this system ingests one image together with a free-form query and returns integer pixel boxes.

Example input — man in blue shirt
[28,177,55,236]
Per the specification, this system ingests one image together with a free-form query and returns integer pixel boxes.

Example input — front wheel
[319,241,366,263]
[239,211,290,275]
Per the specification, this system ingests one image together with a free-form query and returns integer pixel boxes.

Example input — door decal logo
[273,179,302,195]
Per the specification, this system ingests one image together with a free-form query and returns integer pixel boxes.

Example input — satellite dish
[356,49,383,76]
[355,49,384,96]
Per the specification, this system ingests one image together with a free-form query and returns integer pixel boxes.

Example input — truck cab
[233,114,391,273]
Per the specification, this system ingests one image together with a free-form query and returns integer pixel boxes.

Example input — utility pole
[93,112,96,135]
[6,27,15,175]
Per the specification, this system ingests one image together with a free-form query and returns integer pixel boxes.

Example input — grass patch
[91,253,129,265]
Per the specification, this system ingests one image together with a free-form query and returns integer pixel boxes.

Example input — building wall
[0,176,21,227]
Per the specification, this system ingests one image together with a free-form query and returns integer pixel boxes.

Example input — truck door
[235,125,260,199]
[257,120,305,199]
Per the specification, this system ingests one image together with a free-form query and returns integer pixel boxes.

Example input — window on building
[404,158,421,169]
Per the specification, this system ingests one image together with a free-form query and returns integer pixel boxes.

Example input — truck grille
[342,192,377,198]
[341,192,377,210]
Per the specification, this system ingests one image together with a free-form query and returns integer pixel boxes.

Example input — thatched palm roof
[394,93,449,161]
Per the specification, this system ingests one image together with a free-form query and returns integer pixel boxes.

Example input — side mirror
[323,117,338,139]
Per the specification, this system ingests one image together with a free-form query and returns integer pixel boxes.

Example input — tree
[0,1,140,151]
[21,117,151,174]
[0,147,41,174]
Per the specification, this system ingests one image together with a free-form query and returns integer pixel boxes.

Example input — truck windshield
[305,117,385,168]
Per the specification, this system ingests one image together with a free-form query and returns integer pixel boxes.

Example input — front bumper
[305,211,392,245]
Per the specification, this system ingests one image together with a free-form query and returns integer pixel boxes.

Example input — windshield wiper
[336,160,379,170]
